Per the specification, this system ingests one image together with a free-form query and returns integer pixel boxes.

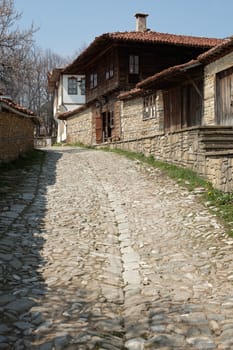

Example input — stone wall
[0,112,35,163]
[99,128,233,192]
[66,107,93,145]
[205,154,233,193]
[121,92,163,140]
[203,51,233,125]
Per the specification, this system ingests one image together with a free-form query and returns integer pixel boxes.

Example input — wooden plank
[95,113,102,143]
[217,66,233,126]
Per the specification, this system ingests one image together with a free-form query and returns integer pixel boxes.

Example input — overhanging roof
[136,59,201,90]
[63,31,224,74]
[198,36,233,63]
[0,98,40,124]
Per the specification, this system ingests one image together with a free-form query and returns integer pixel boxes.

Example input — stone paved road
[0,147,233,350]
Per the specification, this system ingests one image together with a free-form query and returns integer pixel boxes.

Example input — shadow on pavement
[0,149,62,349]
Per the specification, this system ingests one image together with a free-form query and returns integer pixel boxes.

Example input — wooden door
[216,66,233,125]
[95,112,103,143]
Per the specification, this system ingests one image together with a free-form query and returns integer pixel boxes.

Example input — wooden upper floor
[63,30,224,104]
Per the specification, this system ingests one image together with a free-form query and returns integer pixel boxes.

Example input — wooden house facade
[58,14,222,145]
[116,37,233,192]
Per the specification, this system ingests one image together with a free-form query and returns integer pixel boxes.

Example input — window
[79,78,85,95]
[106,63,114,80]
[90,73,98,89]
[68,77,78,95]
[143,95,156,120]
[129,55,139,74]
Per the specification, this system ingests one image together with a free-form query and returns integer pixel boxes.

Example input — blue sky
[14,0,233,58]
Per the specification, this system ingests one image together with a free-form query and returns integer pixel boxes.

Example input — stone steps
[199,127,233,152]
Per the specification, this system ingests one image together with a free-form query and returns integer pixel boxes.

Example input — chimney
[135,13,148,32]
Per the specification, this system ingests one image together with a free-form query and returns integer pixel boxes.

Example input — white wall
[53,73,86,142]
[62,74,86,105]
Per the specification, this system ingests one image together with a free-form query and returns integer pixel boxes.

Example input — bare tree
[0,0,69,136]
[18,46,68,134]
[0,0,36,93]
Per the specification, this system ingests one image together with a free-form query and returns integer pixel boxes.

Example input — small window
[90,73,98,89]
[129,55,139,74]
[143,94,157,120]
[106,63,114,80]
[68,77,78,95]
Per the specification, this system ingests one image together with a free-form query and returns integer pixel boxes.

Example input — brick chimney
[135,13,148,32]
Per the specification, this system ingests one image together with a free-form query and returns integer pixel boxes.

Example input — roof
[57,105,88,120]
[136,59,201,90]
[198,36,233,63]
[0,97,40,124]
[118,88,144,100]
[63,31,224,74]
[133,36,233,91]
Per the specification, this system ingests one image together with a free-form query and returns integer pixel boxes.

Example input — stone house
[0,97,39,163]
[57,14,223,145]
[117,37,233,192]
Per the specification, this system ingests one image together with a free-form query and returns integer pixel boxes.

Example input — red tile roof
[198,36,233,63]
[0,97,39,123]
[57,105,88,120]
[107,31,223,47]
[118,88,144,100]
[63,31,225,74]
[133,36,233,91]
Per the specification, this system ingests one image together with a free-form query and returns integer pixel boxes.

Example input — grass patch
[102,148,207,191]
[102,147,233,236]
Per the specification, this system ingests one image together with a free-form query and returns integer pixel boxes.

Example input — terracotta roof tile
[107,31,223,47]
[58,105,88,120]
[136,36,233,90]
[198,36,233,63]
[0,97,38,122]
[63,31,225,74]
[118,88,144,100]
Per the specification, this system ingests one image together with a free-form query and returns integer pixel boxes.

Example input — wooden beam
[183,72,203,100]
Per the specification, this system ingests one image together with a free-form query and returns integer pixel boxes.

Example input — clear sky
[14,0,233,58]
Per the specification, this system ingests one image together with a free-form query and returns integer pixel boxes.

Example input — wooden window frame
[106,63,114,80]
[143,94,157,120]
[68,77,78,95]
[90,73,98,89]
[129,55,139,75]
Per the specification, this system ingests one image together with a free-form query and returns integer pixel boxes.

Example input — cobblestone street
[1,147,233,350]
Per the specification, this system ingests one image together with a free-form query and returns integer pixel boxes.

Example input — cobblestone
[0,146,233,349]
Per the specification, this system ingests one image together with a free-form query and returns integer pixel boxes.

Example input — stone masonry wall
[0,112,35,163]
[203,51,233,125]
[100,128,233,192]
[205,155,233,193]
[66,107,93,145]
[121,92,163,141]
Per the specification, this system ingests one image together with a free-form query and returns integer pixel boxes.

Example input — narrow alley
[0,147,233,350]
